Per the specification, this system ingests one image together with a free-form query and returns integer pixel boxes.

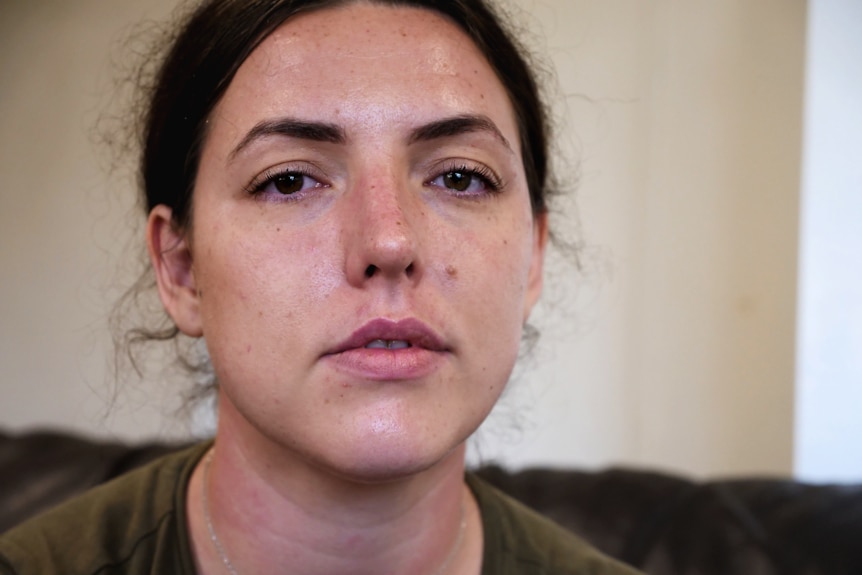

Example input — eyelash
[244,165,327,201]
[426,162,504,196]
[244,161,504,200]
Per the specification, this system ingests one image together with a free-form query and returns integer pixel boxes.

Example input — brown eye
[427,164,500,196]
[248,168,327,200]
[443,171,472,192]
[273,173,305,195]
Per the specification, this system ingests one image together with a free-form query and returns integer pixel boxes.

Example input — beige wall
[0,0,806,476]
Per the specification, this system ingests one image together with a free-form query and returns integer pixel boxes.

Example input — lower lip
[324,347,447,381]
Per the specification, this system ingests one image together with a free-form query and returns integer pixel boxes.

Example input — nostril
[405,262,414,277]
[365,264,377,278]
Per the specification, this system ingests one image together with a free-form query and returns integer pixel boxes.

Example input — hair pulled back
[142,0,553,231]
[119,0,558,395]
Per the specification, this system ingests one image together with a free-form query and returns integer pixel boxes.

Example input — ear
[523,211,549,322]
[146,205,203,337]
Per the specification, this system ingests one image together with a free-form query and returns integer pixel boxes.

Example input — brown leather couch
[2,428,860,574]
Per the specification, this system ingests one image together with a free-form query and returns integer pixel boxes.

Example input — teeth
[364,339,411,350]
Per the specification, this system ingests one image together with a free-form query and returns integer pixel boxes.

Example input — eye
[245,166,328,200]
[270,173,315,196]
[442,171,477,192]
[428,163,502,196]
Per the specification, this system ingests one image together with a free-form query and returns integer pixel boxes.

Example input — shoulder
[467,473,642,575]
[0,441,210,575]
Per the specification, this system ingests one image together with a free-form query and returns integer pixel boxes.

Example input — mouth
[363,339,411,350]
[327,318,449,356]
[323,318,450,380]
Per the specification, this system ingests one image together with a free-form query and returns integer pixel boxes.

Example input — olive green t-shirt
[0,442,641,574]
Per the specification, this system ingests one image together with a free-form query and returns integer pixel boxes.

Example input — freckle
[246,345,252,353]
[503,239,509,245]
[446,265,457,278]
[325,398,330,405]
[276,226,281,232]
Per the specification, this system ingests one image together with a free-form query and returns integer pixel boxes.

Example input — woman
[0,0,641,573]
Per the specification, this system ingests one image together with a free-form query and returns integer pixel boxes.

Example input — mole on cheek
[445,265,458,279]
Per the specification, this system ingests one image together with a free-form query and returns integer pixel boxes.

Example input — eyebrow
[229,118,346,161]
[228,113,513,161]
[408,114,513,153]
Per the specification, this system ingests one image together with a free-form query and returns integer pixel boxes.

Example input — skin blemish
[446,265,457,278]
[246,345,252,353]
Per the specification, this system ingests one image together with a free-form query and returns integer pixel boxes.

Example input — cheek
[445,213,535,333]
[193,225,340,358]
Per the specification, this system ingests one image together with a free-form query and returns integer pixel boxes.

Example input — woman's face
[153,2,546,479]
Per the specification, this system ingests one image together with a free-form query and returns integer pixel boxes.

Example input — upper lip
[327,318,448,355]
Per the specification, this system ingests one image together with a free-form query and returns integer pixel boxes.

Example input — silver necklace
[201,448,468,575]
[202,448,239,575]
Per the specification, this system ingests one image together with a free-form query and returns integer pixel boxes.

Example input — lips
[324,318,449,381]
[327,318,448,355]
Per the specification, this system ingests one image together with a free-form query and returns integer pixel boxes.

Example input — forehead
[207,2,520,150]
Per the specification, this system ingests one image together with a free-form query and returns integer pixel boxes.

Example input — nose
[343,173,421,287]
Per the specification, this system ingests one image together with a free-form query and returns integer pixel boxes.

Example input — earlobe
[146,205,203,337]
[523,212,549,321]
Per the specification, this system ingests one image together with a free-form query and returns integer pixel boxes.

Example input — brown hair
[117,0,558,393]
[141,0,553,232]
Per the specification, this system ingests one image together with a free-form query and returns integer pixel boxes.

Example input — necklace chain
[201,448,467,575]
[202,449,239,575]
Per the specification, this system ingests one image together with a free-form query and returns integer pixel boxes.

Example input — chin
[315,425,469,485]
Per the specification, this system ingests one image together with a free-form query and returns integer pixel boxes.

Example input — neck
[187,405,479,575]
